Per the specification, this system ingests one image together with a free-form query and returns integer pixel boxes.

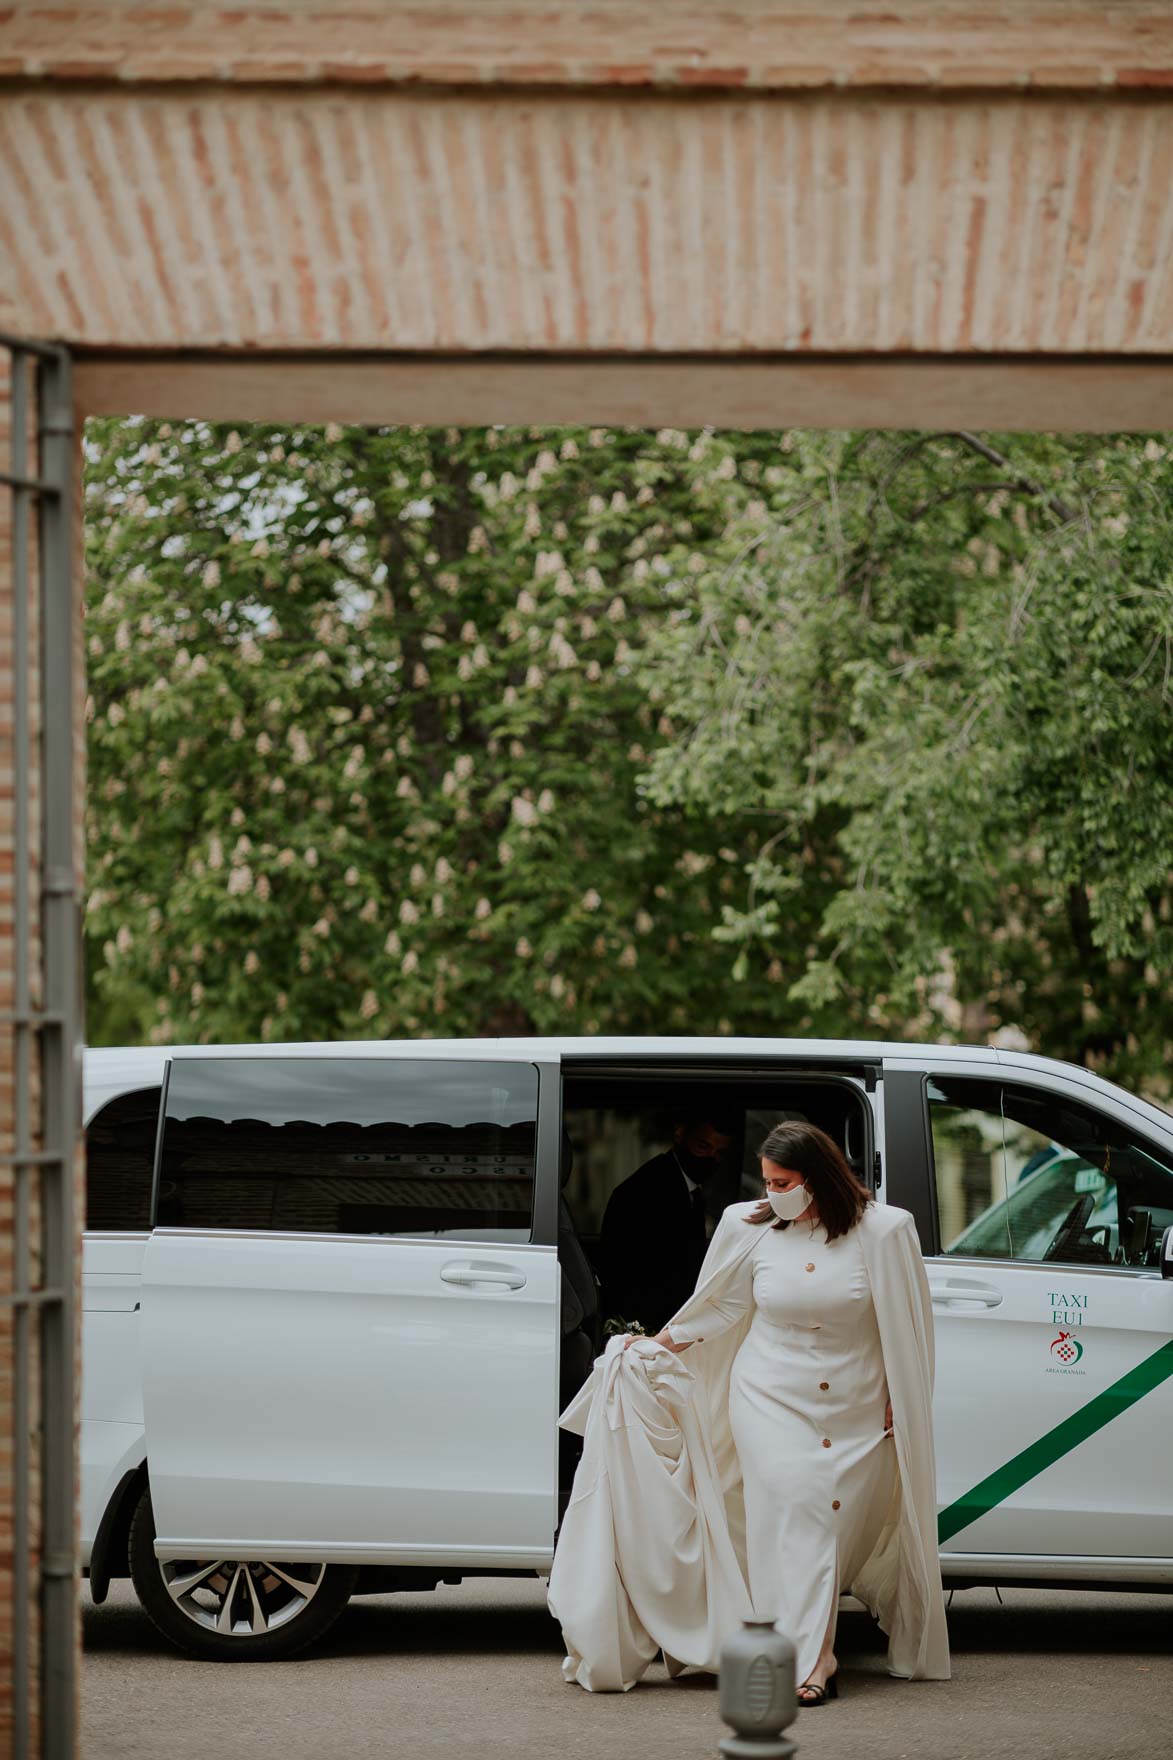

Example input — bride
[548,1121,951,1701]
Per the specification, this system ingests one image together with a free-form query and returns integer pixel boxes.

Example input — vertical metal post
[1,333,80,1760]
[9,338,34,1760]
[37,346,79,1760]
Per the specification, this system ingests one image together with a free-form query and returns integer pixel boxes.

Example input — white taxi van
[81,1037,1173,1660]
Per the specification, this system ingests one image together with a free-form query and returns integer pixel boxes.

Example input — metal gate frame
[1,335,80,1760]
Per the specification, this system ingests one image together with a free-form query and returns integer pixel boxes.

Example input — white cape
[548,1200,951,1692]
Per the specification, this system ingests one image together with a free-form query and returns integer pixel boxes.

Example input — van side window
[85,1086,161,1231]
[928,1076,1173,1270]
[156,1058,539,1241]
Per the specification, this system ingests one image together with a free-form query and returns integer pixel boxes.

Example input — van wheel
[128,1486,358,1661]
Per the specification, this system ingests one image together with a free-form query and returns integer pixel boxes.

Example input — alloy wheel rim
[160,1557,326,1636]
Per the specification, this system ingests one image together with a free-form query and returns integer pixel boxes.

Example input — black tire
[128,1485,358,1661]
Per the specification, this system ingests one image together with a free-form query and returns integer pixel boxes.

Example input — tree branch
[872,430,1080,527]
[952,432,1079,526]
[904,480,1047,523]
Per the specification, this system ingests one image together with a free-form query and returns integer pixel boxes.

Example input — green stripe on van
[937,1336,1173,1546]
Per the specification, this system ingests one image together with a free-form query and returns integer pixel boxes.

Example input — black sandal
[797,1672,839,1707]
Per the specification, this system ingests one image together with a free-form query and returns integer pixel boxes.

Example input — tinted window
[157,1058,538,1240]
[85,1086,160,1231]
[929,1076,1173,1270]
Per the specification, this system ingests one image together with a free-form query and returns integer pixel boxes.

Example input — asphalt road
[83,1577,1171,1760]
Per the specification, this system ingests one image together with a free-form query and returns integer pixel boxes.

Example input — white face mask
[767,1182,812,1221]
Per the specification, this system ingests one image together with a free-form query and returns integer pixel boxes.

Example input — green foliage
[639,430,1173,1094]
[84,420,778,1045]
[84,420,1173,1095]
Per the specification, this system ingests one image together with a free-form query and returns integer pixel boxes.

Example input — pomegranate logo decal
[1050,1328,1084,1365]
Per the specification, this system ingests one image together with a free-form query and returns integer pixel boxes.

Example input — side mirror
[1161,1224,1173,1280]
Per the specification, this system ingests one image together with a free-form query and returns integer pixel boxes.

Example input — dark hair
[746,1121,870,1243]
[678,1109,738,1141]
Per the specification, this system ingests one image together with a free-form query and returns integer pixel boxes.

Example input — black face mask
[675,1146,720,1184]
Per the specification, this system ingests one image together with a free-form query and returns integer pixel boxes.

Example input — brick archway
[4,5,1173,1754]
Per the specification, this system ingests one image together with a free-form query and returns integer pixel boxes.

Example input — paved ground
[83,1577,1170,1760]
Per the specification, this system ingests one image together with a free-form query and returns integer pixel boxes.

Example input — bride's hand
[883,1398,893,1436]
[625,1327,692,1353]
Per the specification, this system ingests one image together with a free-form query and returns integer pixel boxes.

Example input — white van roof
[76,1034,954,1120]
[80,1035,1172,1136]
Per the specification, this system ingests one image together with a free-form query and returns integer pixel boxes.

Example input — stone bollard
[717,1619,798,1759]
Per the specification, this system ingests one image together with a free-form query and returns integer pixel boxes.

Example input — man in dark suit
[598,1113,736,1335]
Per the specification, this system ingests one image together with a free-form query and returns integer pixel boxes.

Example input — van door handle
[440,1264,527,1291]
[929,1279,1003,1308]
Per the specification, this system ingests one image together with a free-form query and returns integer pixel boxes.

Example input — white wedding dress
[667,1214,897,1685]
[549,1200,950,1692]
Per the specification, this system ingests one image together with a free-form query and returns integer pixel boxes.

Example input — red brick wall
[4,2,1173,91]
[3,88,1173,353]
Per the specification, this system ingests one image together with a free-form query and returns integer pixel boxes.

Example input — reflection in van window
[157,1058,538,1240]
[929,1076,1173,1269]
[85,1085,161,1231]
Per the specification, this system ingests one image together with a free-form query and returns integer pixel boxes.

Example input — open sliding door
[141,1053,561,1568]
